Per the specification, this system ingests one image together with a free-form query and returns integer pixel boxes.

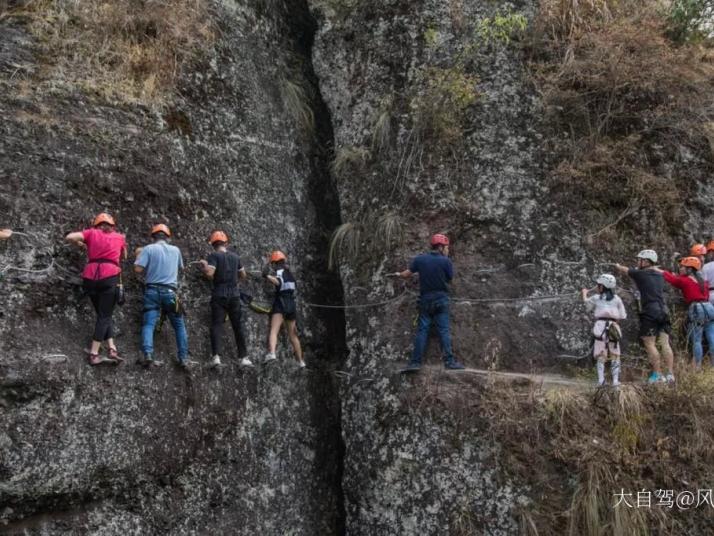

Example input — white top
[702,261,714,304]
[585,293,627,320]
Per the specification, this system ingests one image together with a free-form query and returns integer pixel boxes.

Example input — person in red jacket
[655,256,714,369]
[66,213,127,365]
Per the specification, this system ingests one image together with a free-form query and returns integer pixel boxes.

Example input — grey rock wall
[0,1,344,533]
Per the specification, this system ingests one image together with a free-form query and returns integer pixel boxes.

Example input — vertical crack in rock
[279,1,348,533]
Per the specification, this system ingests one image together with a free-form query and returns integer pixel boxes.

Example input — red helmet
[270,250,287,263]
[430,233,449,247]
[690,244,707,256]
[151,223,171,237]
[680,256,702,271]
[93,213,115,227]
[209,231,228,245]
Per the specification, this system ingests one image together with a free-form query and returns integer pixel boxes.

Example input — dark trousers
[210,296,248,359]
[83,276,118,342]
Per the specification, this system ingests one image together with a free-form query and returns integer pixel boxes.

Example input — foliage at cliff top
[2,0,217,106]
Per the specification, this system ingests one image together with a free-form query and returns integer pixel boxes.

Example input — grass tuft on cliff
[400,366,714,534]
[530,0,714,246]
[4,0,217,105]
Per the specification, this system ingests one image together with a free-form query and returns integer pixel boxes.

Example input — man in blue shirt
[134,224,188,368]
[393,233,465,371]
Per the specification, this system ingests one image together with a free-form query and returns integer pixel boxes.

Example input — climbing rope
[302,291,410,309]
[0,258,56,276]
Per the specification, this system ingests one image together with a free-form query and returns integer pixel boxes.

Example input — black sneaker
[400,362,422,373]
[142,354,154,368]
[445,361,465,370]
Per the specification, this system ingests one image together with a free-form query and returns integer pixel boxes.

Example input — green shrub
[666,0,714,43]
[411,66,479,146]
[477,10,528,45]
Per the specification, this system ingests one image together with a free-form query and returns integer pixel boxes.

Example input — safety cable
[302,291,410,309]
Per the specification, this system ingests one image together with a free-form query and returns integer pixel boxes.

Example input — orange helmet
[690,244,707,256]
[680,256,702,271]
[430,233,449,247]
[151,223,171,237]
[209,231,228,245]
[270,250,287,263]
[706,240,714,252]
[93,213,115,227]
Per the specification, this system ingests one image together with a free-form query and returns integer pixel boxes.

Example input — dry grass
[281,78,315,133]
[5,0,217,105]
[530,0,714,239]
[328,222,361,270]
[328,210,404,270]
[457,366,714,533]
[371,96,393,155]
[330,145,370,179]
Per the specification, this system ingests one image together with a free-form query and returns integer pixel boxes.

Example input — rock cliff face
[308,0,712,533]
[309,0,557,532]
[1,1,345,533]
[2,0,713,534]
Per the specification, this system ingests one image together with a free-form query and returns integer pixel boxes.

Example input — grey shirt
[135,241,184,288]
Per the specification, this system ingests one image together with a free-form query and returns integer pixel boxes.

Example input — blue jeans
[141,287,188,362]
[688,302,714,366]
[410,294,455,365]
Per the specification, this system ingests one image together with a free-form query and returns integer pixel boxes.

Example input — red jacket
[662,271,709,304]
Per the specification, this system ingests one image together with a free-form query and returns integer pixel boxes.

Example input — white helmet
[596,273,616,290]
[636,249,658,264]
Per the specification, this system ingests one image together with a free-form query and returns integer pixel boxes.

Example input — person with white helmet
[615,249,674,383]
[582,274,627,386]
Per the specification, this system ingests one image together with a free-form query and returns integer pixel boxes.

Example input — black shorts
[271,294,297,321]
[639,313,671,338]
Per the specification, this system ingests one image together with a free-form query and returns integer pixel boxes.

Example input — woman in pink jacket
[66,213,127,365]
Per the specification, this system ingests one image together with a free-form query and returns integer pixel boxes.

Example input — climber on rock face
[690,243,707,266]
[581,274,626,387]
[614,249,674,384]
[134,224,189,369]
[702,241,714,307]
[65,213,127,365]
[198,230,253,369]
[262,250,305,368]
[653,257,714,369]
[0,229,12,239]
[392,233,465,372]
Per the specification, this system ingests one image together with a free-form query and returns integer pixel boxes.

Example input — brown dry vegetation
[1,0,217,105]
[529,0,714,244]
[401,368,714,534]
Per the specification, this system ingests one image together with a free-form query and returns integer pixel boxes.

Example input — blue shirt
[135,241,184,288]
[409,251,453,297]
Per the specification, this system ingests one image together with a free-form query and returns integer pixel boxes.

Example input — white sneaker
[264,353,277,363]
[298,360,306,368]
[612,379,620,387]
[240,357,254,368]
[665,373,675,383]
[210,355,221,366]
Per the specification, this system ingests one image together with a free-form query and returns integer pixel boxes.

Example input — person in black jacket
[199,231,253,368]
[262,250,304,368]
